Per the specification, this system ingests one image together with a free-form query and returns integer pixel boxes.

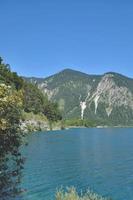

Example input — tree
[0,60,23,90]
[0,57,3,65]
[43,102,62,123]
[23,82,48,114]
[0,84,24,199]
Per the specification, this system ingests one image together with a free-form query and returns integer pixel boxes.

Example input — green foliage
[0,57,24,90]
[55,187,111,200]
[23,82,62,122]
[22,111,47,121]
[23,82,48,114]
[0,84,23,154]
[0,83,24,199]
[0,56,62,124]
[65,119,96,127]
[43,102,62,122]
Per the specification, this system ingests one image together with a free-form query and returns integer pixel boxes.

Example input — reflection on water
[21,128,133,200]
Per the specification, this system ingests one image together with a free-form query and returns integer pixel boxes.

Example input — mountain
[24,69,133,126]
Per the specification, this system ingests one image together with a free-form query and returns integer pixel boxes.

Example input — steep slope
[34,69,101,119]
[84,73,133,125]
[24,69,133,126]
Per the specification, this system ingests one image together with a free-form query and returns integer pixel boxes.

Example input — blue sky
[0,0,133,78]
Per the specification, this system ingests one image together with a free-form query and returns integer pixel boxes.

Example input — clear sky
[0,0,133,78]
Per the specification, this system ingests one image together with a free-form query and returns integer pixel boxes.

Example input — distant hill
[24,69,133,126]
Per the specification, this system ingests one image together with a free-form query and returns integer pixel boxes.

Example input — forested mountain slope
[24,69,133,126]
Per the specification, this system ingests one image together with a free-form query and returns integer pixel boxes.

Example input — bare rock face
[24,69,133,125]
[87,74,133,117]
[80,101,87,119]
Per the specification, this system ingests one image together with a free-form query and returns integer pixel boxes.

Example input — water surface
[20,128,133,200]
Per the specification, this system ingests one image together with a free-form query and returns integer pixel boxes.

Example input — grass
[55,187,111,200]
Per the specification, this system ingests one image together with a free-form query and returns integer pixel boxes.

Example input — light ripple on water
[20,128,133,200]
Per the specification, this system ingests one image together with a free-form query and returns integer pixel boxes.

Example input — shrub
[55,187,111,200]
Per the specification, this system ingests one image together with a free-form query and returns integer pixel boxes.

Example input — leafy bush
[55,187,111,200]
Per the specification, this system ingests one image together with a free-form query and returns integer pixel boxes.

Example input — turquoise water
[20,128,133,200]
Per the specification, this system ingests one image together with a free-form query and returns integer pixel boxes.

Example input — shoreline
[27,125,133,134]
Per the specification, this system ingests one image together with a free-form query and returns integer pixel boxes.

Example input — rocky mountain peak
[23,70,133,125]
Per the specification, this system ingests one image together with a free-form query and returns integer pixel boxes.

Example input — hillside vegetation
[26,68,133,126]
[0,57,62,132]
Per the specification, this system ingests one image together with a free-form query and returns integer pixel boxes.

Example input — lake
[20,128,133,200]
